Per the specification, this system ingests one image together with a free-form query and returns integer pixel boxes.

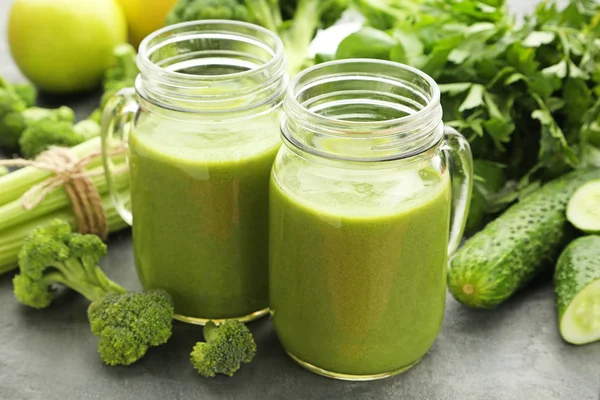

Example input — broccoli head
[166,0,250,25]
[13,219,124,308]
[0,77,40,150]
[19,120,85,159]
[191,320,257,377]
[17,106,91,158]
[0,88,27,151]
[22,106,75,126]
[165,0,347,76]
[88,290,174,366]
[13,83,37,108]
[280,0,347,29]
[13,219,176,366]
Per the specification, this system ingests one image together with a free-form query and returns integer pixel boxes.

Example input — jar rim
[281,59,444,162]
[285,58,441,133]
[138,20,285,82]
[135,20,287,116]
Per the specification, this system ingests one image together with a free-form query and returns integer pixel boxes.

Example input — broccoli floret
[19,120,84,158]
[101,44,140,108]
[13,220,175,366]
[22,106,75,126]
[0,88,27,151]
[166,0,250,25]
[18,106,90,158]
[13,219,124,308]
[88,290,174,366]
[13,83,37,108]
[73,119,101,141]
[0,76,37,107]
[190,320,257,377]
[0,77,41,150]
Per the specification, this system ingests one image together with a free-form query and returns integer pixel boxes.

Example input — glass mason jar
[269,59,473,380]
[101,20,287,325]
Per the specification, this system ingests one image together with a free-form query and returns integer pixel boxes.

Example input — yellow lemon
[117,0,178,48]
[8,0,127,94]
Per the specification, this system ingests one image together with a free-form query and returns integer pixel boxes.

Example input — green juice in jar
[270,160,451,376]
[129,116,280,322]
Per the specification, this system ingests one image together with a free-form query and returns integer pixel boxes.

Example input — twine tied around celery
[0,146,124,239]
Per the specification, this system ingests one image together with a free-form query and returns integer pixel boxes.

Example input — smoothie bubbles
[269,59,474,380]
[100,20,287,324]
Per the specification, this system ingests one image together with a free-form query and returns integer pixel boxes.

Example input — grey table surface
[0,1,599,399]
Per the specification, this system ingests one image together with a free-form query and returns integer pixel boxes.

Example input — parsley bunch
[334,0,600,231]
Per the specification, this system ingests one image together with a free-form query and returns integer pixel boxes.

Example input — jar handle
[100,88,139,226]
[441,126,473,255]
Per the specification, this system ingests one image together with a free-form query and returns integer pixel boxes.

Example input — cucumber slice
[555,236,600,345]
[566,179,600,233]
[559,279,600,344]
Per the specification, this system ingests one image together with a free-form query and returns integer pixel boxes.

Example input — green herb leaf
[459,84,485,111]
[523,31,556,47]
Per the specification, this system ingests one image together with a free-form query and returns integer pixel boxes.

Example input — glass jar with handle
[269,59,473,380]
[101,20,287,325]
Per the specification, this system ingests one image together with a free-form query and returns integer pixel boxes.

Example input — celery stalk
[0,194,129,275]
[0,138,104,206]
[0,137,130,275]
[0,164,129,232]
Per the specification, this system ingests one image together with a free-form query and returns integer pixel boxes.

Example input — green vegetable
[566,180,600,234]
[191,320,257,377]
[88,290,174,366]
[0,138,129,275]
[335,27,397,60]
[448,168,600,309]
[330,0,600,231]
[352,0,422,31]
[13,219,126,308]
[0,88,26,151]
[166,0,347,76]
[19,116,100,158]
[166,0,249,24]
[12,83,37,108]
[100,44,139,108]
[554,235,600,345]
[20,121,81,158]
[0,82,76,156]
[13,219,174,365]
[0,194,128,275]
[0,77,38,150]
[0,166,8,177]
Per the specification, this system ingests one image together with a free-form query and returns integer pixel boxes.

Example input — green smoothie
[129,117,280,320]
[269,160,451,376]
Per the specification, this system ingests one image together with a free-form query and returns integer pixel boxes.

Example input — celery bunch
[0,138,129,274]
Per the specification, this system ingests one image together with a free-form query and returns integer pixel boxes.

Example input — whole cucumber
[448,168,600,308]
[554,236,600,345]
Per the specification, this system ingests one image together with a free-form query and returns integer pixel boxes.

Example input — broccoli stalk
[101,44,139,108]
[12,220,174,366]
[86,43,140,125]
[191,320,257,377]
